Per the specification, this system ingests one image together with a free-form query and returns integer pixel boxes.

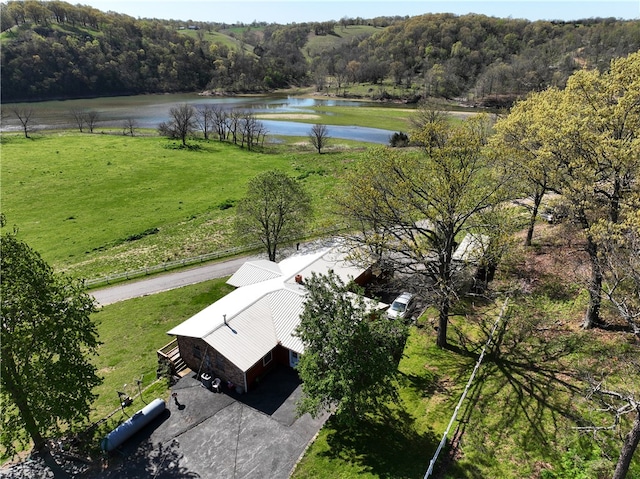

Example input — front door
[289,350,300,368]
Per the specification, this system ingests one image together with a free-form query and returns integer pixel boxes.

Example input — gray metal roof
[452,233,490,263]
[227,260,282,287]
[203,295,278,372]
[168,244,374,372]
[268,288,306,354]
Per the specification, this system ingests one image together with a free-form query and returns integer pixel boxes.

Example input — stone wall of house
[176,336,245,391]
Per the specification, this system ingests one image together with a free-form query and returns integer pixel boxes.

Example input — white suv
[386,292,415,320]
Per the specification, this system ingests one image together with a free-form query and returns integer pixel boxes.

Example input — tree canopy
[1,2,638,103]
[493,51,640,329]
[338,116,512,348]
[235,170,312,262]
[295,271,407,425]
[0,230,102,458]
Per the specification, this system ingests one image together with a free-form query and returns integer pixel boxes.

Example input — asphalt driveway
[95,367,328,479]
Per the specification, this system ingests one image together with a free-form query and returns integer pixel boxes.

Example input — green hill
[1,2,639,105]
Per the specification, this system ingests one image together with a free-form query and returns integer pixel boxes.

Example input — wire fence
[83,243,263,289]
[424,296,510,478]
[84,225,348,289]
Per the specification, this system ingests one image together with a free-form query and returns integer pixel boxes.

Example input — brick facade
[176,336,246,391]
[175,336,292,393]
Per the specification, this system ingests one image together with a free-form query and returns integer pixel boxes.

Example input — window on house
[263,350,273,366]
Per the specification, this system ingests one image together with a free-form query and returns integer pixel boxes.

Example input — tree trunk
[1,351,46,451]
[436,298,449,348]
[525,189,544,247]
[612,409,640,479]
[582,236,603,329]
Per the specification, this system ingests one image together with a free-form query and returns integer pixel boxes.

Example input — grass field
[304,25,382,59]
[3,106,638,477]
[1,132,359,279]
[257,104,415,132]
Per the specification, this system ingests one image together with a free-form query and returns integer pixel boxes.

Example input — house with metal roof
[166,244,375,393]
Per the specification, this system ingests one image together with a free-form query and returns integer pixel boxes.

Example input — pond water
[2,93,397,144]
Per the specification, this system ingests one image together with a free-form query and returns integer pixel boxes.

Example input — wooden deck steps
[157,339,189,377]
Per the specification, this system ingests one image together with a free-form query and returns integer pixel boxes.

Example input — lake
[1,93,398,144]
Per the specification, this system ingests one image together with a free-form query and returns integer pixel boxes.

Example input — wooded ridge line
[1,1,638,104]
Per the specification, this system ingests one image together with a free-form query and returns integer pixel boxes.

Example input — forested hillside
[1,0,639,104]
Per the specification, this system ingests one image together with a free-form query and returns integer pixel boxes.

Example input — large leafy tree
[0,229,102,458]
[493,51,640,329]
[338,116,512,348]
[295,271,407,425]
[491,92,562,246]
[595,209,640,337]
[235,170,312,262]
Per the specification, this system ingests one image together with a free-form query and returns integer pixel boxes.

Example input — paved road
[90,255,255,306]
[90,239,337,306]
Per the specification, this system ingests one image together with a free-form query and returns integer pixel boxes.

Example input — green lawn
[293,305,639,479]
[1,133,357,278]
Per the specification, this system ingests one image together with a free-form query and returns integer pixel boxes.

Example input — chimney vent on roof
[295,274,303,284]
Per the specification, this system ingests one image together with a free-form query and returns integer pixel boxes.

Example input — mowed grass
[89,277,234,422]
[1,132,356,278]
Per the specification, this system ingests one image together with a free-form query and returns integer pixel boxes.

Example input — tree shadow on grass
[446,298,587,466]
[322,405,438,479]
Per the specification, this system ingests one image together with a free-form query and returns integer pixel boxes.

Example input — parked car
[386,292,415,321]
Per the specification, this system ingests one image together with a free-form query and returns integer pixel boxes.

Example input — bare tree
[85,110,100,133]
[196,104,215,140]
[122,117,138,136]
[227,110,242,145]
[308,123,330,154]
[11,107,35,138]
[70,109,99,133]
[158,103,197,146]
[239,112,267,151]
[212,106,229,141]
[70,108,85,132]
